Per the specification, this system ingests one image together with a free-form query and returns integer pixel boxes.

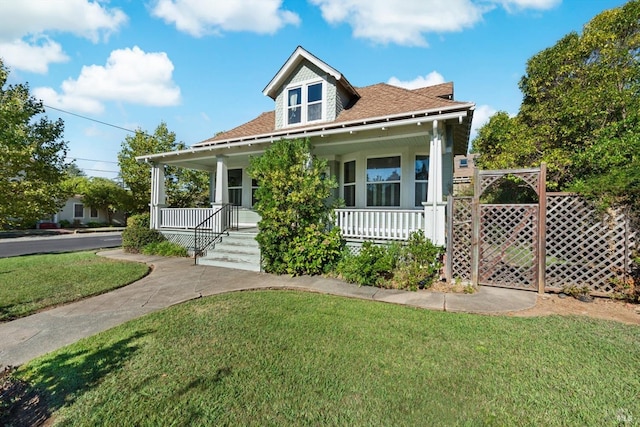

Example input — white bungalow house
[137,46,475,269]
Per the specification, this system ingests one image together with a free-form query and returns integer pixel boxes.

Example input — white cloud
[0,0,127,73]
[495,0,561,12]
[150,0,300,37]
[388,71,446,89]
[310,0,560,46]
[310,0,485,46]
[34,46,181,114]
[0,37,69,74]
[470,104,498,140]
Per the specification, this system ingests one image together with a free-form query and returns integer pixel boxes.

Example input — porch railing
[159,208,217,229]
[193,204,238,263]
[335,208,426,241]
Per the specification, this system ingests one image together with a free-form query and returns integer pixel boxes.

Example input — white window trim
[365,154,402,208]
[415,153,430,207]
[284,79,325,127]
[228,168,243,207]
[73,203,84,219]
[342,159,357,207]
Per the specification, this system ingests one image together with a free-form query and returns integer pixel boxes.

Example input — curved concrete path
[0,249,537,368]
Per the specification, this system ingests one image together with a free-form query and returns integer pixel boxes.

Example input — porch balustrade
[159,208,217,229]
[335,208,427,241]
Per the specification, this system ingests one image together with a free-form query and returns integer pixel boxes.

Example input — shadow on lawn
[0,329,152,426]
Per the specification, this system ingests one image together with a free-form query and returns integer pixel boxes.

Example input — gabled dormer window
[286,81,324,126]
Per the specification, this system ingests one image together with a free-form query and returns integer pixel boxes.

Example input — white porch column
[209,171,216,204]
[424,120,446,245]
[213,156,228,206]
[149,163,166,229]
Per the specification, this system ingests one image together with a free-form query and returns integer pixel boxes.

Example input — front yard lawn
[0,251,149,321]
[7,291,640,426]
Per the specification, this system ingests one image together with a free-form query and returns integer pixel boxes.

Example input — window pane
[307,102,322,121]
[74,204,84,218]
[288,106,301,124]
[228,169,242,187]
[90,207,98,218]
[344,160,355,184]
[344,185,355,207]
[308,83,322,102]
[367,183,400,207]
[460,158,468,168]
[367,156,401,182]
[229,189,242,206]
[415,155,429,181]
[415,182,428,206]
[288,87,301,106]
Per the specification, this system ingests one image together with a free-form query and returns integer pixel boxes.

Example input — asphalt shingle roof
[198,81,468,145]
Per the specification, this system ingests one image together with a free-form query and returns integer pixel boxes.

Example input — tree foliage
[473,0,640,203]
[249,138,342,275]
[117,122,209,213]
[0,59,68,228]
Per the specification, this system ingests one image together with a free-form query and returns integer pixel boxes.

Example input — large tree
[0,59,68,228]
[117,122,209,213]
[473,0,640,200]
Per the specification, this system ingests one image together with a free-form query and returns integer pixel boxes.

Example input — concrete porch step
[197,231,261,272]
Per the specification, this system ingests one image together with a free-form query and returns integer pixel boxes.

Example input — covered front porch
[144,118,456,246]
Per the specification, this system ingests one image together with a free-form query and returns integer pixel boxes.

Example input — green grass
[11,291,640,426]
[0,252,149,321]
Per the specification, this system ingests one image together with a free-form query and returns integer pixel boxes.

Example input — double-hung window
[74,203,84,218]
[366,156,401,207]
[228,169,243,206]
[415,155,429,206]
[343,161,356,207]
[286,81,323,126]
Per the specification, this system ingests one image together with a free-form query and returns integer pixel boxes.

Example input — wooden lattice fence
[447,193,635,296]
[545,194,634,295]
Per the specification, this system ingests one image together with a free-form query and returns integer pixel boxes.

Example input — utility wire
[67,156,119,165]
[43,104,154,138]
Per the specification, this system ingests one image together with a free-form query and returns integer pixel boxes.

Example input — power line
[67,156,119,165]
[83,168,119,174]
[43,104,154,138]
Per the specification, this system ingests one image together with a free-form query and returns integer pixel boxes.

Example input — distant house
[137,46,475,265]
[39,195,125,228]
[453,153,479,194]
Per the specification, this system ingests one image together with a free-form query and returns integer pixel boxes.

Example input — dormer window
[286,81,324,126]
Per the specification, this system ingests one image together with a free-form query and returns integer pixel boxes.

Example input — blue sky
[0,0,629,179]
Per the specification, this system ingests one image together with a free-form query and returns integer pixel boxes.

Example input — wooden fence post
[537,163,547,294]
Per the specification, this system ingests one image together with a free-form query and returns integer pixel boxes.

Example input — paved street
[0,232,122,258]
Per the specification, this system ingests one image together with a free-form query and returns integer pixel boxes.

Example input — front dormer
[263,46,359,130]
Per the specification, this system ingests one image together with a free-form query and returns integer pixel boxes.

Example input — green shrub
[392,230,444,291]
[141,241,188,257]
[122,213,165,253]
[127,212,150,228]
[337,241,399,286]
[86,221,107,228]
[283,225,344,276]
[58,219,71,228]
[249,138,338,275]
[337,231,443,291]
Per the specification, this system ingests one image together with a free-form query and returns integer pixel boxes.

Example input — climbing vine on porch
[249,138,343,275]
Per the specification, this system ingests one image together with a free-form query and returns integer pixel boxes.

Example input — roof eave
[195,102,473,145]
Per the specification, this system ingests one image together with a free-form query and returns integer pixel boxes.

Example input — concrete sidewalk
[0,249,537,368]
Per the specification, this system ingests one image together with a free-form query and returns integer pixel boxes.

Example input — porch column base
[423,202,446,246]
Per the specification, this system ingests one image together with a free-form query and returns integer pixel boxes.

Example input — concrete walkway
[0,249,537,368]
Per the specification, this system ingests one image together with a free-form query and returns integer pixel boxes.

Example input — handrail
[193,204,238,264]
